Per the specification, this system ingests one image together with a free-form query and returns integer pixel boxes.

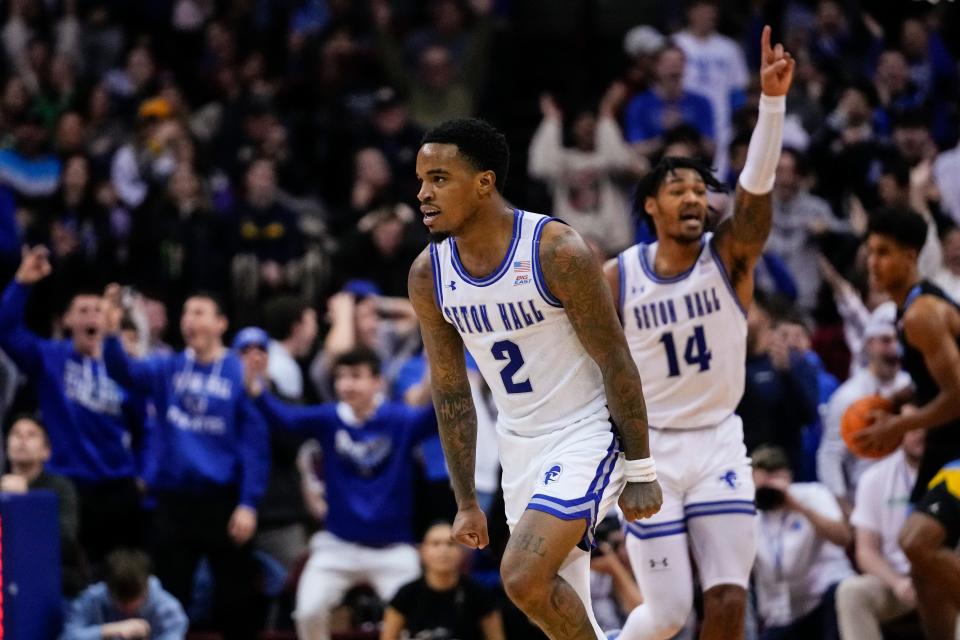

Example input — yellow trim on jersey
[928,464,960,498]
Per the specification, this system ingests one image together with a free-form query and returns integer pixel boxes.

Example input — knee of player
[500,561,550,610]
[660,597,695,632]
[898,516,940,564]
[702,584,747,616]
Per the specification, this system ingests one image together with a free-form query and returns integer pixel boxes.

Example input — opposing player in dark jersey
[859,208,960,640]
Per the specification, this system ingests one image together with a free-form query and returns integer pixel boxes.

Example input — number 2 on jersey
[491,339,532,394]
[658,325,712,377]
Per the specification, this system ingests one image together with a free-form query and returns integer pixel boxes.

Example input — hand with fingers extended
[101,283,124,335]
[539,93,562,121]
[758,25,795,97]
[619,478,663,521]
[452,503,489,549]
[15,245,52,285]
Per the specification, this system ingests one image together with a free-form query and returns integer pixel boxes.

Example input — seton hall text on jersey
[629,286,723,330]
[442,299,547,334]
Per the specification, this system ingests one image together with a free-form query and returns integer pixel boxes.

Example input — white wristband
[738,93,785,195]
[624,457,657,483]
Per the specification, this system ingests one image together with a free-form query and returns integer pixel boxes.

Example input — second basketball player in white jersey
[409,118,662,640]
[606,27,795,640]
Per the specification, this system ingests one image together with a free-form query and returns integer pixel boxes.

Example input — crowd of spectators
[1,0,959,638]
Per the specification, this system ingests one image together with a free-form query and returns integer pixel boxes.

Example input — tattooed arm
[714,25,794,310]
[539,223,662,520]
[712,187,772,310]
[408,249,489,547]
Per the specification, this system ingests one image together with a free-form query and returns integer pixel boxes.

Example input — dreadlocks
[633,156,726,233]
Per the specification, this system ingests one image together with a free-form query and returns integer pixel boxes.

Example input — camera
[754,486,786,511]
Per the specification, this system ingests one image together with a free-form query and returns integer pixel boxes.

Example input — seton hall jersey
[430,210,606,436]
[617,233,747,429]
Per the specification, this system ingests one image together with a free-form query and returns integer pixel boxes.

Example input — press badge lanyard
[765,511,793,622]
[771,512,788,582]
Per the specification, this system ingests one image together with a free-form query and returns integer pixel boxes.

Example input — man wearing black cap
[358,87,425,199]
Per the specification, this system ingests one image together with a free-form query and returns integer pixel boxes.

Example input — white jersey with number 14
[617,233,747,429]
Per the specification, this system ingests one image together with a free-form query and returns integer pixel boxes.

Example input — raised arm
[539,222,661,521]
[101,285,163,393]
[408,249,487,547]
[0,247,51,374]
[713,25,794,310]
[252,389,337,434]
[237,395,270,510]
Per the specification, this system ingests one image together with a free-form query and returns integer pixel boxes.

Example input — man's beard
[428,231,451,243]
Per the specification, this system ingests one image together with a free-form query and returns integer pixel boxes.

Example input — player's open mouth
[84,326,98,337]
[421,207,441,225]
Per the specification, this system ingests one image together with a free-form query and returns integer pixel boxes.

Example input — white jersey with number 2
[617,233,747,429]
[430,210,607,437]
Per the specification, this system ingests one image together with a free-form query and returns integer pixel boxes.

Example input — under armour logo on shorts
[649,557,669,570]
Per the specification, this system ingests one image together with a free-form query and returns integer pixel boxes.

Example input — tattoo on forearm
[409,250,479,506]
[540,227,651,459]
[511,533,547,557]
[434,387,478,503]
[731,187,773,246]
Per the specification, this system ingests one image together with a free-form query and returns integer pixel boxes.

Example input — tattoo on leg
[548,579,594,639]
[512,533,547,557]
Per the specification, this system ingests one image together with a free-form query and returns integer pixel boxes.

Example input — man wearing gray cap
[816,303,913,515]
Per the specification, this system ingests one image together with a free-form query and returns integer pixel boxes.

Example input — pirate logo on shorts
[719,470,739,490]
[543,464,563,485]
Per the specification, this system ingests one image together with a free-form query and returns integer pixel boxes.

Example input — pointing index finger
[761,25,771,59]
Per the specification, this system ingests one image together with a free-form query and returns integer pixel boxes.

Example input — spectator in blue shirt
[61,549,188,640]
[244,347,436,640]
[623,44,715,159]
[738,294,820,477]
[102,289,269,639]
[0,246,143,566]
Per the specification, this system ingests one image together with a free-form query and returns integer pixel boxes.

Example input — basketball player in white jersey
[408,118,663,640]
[605,27,794,640]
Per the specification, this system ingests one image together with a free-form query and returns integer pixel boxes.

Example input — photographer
[752,445,853,640]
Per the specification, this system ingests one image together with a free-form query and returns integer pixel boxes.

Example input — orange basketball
[841,395,897,459]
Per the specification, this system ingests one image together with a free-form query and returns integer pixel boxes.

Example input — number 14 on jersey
[659,325,712,377]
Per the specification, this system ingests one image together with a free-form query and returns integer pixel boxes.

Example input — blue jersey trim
[707,237,748,318]
[529,493,597,509]
[639,238,706,284]
[587,431,619,495]
[585,435,620,549]
[450,209,523,286]
[429,243,444,308]
[532,216,564,307]
[617,251,627,321]
[526,502,593,521]
[904,284,923,312]
[626,521,688,539]
[685,508,757,521]
[630,518,687,531]
[684,499,756,510]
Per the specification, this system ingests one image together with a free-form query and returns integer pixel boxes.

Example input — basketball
[841,395,897,459]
